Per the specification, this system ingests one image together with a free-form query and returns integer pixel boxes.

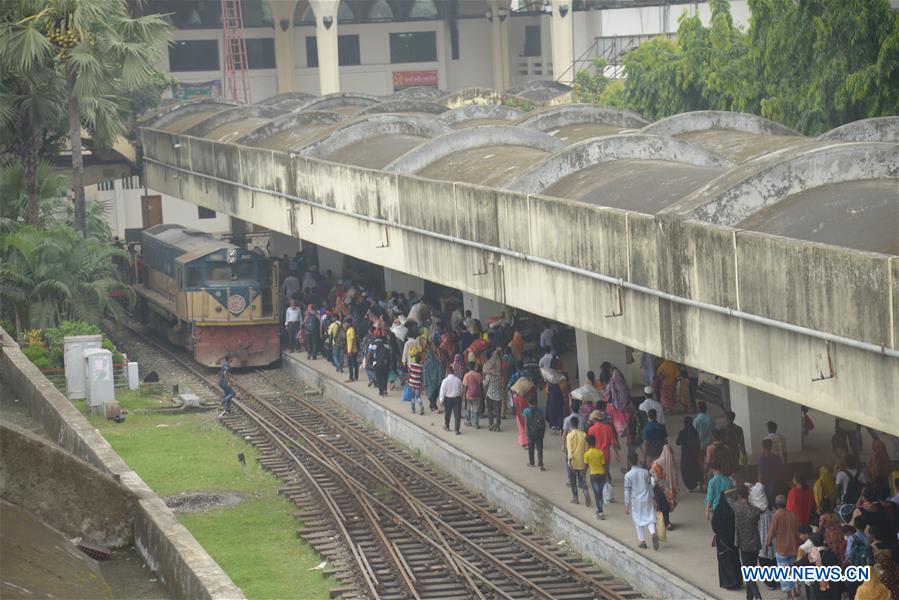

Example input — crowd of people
[276,252,899,600]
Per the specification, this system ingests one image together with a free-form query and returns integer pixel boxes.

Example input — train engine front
[137,225,280,368]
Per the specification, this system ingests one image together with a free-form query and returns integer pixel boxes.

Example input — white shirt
[285,306,302,324]
[639,398,665,425]
[538,353,553,370]
[438,374,463,404]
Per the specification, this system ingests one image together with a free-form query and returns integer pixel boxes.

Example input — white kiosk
[63,335,101,399]
[83,348,115,415]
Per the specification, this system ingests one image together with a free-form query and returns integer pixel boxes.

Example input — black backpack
[841,469,863,505]
[374,342,389,367]
[334,325,347,348]
[304,313,319,332]
[526,407,546,438]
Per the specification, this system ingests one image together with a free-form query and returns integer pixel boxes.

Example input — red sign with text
[393,69,438,90]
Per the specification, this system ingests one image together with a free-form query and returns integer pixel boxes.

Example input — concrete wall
[141,129,899,435]
[0,328,244,600]
[0,422,135,548]
[283,355,708,599]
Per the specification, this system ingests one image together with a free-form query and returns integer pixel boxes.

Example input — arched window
[338,2,355,22]
[294,2,315,25]
[408,0,437,18]
[369,0,394,21]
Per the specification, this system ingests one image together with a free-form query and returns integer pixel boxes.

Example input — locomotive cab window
[187,268,202,288]
[208,262,255,282]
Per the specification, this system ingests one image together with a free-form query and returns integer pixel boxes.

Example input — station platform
[281,351,774,599]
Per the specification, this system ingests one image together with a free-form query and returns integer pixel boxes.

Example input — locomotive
[135,224,280,367]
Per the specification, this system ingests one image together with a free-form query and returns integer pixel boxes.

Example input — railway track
[113,324,642,600]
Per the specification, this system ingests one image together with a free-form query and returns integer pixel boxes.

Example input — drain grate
[77,542,112,561]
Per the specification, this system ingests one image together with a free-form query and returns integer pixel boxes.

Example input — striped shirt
[407,361,422,390]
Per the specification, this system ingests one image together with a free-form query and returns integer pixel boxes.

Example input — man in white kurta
[624,459,658,550]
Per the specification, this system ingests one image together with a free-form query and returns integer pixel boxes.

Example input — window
[305,35,361,67]
[122,175,141,189]
[389,31,437,63]
[240,0,273,27]
[524,25,541,57]
[245,38,276,69]
[208,262,255,282]
[450,28,459,60]
[369,0,394,21]
[169,40,219,71]
[98,180,115,191]
[198,206,216,219]
[186,268,202,288]
[408,0,438,18]
[145,1,220,28]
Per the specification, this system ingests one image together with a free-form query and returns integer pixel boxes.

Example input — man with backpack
[368,334,391,396]
[329,318,347,373]
[836,454,867,505]
[303,304,321,360]
[523,395,546,470]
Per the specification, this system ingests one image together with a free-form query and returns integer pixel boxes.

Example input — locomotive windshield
[208,262,256,282]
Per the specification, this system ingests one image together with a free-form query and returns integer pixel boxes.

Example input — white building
[94,0,751,240]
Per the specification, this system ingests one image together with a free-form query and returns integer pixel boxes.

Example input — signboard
[392,70,438,90]
[175,79,222,99]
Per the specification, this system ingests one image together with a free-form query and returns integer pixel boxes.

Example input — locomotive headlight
[227,248,238,264]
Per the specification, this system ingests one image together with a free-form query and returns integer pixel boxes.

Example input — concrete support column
[267,0,298,93]
[575,329,630,387]
[488,0,512,91]
[729,382,803,459]
[317,247,344,279]
[384,268,424,297]
[309,0,339,94]
[113,178,126,239]
[550,0,574,84]
[461,292,504,322]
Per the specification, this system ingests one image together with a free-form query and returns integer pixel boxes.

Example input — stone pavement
[282,351,850,600]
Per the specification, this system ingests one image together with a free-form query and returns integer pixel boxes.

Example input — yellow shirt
[345,326,357,353]
[584,447,606,475]
[566,429,588,470]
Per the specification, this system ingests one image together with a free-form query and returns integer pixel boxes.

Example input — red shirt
[786,486,815,526]
[588,422,617,462]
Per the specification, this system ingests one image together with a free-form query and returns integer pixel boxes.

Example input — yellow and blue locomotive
[135,224,280,367]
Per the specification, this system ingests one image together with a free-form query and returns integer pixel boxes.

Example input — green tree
[0,224,132,330]
[575,0,899,134]
[0,0,171,235]
[573,58,610,104]
[0,159,67,232]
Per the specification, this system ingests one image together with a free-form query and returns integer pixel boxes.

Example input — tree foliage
[0,224,132,334]
[0,0,172,233]
[579,0,899,135]
[573,58,610,104]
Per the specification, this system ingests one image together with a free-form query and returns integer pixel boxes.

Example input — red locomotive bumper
[192,324,280,368]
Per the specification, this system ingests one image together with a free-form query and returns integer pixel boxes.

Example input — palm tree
[0,159,67,232]
[0,1,171,235]
[0,224,132,330]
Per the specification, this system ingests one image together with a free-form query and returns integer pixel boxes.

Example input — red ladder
[220,0,252,104]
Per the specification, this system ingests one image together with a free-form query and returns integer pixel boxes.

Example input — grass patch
[88,393,332,599]
[179,495,333,600]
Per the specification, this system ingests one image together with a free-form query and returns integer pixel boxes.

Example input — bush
[102,337,126,365]
[45,320,101,368]
[23,344,50,369]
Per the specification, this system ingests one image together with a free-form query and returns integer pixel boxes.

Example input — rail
[118,322,637,599]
